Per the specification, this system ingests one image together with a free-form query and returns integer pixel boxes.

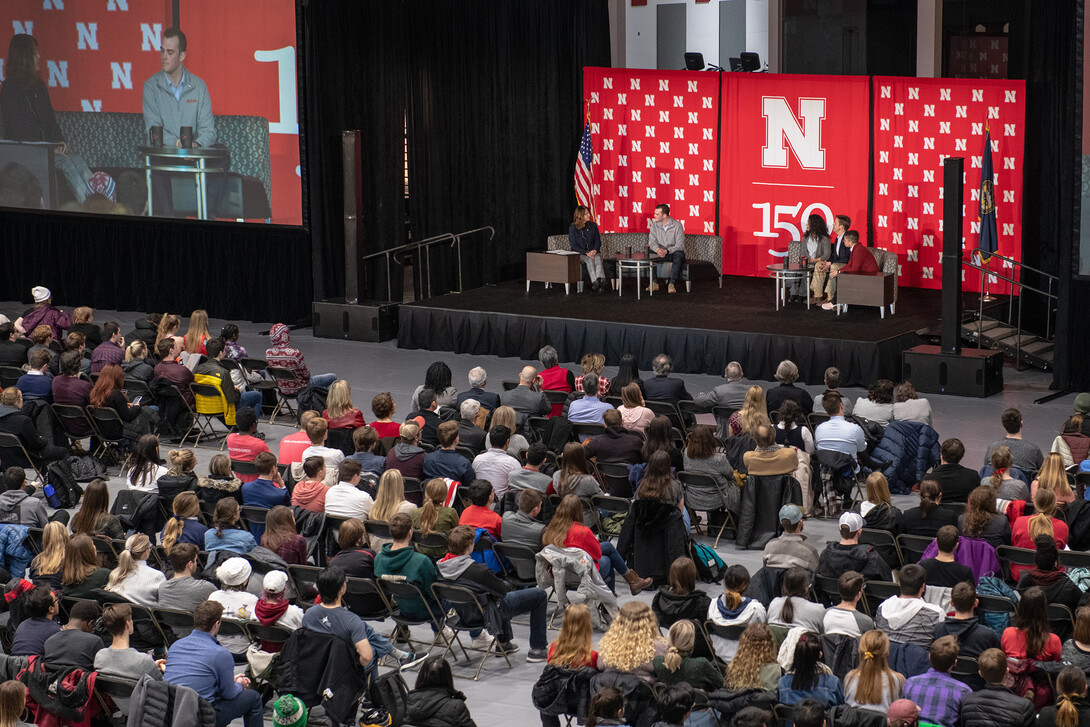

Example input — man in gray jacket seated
[648,203,686,294]
[501,490,545,551]
[873,563,945,647]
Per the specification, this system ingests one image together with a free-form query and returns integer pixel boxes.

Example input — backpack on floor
[66,454,106,483]
[689,540,726,584]
[368,669,409,727]
[45,459,83,509]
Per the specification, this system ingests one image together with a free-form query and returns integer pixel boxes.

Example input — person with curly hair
[598,601,667,682]
[958,485,1011,549]
[725,622,781,691]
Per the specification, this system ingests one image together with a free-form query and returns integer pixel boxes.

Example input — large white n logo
[761,97,826,170]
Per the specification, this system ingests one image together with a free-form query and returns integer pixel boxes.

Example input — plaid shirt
[574,374,611,396]
[903,668,972,727]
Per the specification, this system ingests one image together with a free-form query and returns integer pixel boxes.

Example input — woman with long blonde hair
[982,446,1029,500]
[182,309,209,354]
[1032,452,1075,505]
[652,619,723,690]
[484,406,529,456]
[323,379,365,429]
[61,534,110,597]
[121,339,154,381]
[729,385,769,437]
[542,495,651,596]
[411,478,458,558]
[1011,487,1069,579]
[597,601,666,682]
[29,521,68,588]
[843,630,904,714]
[547,603,600,669]
[105,533,164,607]
[368,470,416,550]
[725,622,781,691]
[161,491,207,554]
[859,472,903,533]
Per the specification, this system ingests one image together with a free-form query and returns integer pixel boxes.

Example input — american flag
[574,119,594,213]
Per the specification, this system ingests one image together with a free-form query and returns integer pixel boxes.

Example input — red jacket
[841,244,881,275]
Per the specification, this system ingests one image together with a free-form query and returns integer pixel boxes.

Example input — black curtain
[1019,0,1087,390]
[0,210,310,323]
[300,0,409,304]
[404,0,612,296]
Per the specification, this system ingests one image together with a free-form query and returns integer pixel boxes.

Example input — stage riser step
[959,316,1053,371]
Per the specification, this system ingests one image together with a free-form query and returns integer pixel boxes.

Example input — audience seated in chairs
[933,581,1001,659]
[413,477,460,557]
[291,456,328,513]
[0,465,63,528]
[651,556,711,629]
[508,442,553,493]
[240,452,289,540]
[817,512,893,583]
[89,364,158,442]
[858,472,903,534]
[472,426,521,501]
[597,600,667,682]
[983,407,1044,477]
[958,647,1035,727]
[42,599,102,671]
[456,398,487,454]
[707,564,766,662]
[95,603,164,715]
[225,408,269,485]
[958,485,1012,549]
[408,388,442,447]
[902,635,971,727]
[842,630,905,714]
[264,323,337,396]
[918,526,974,588]
[203,498,256,555]
[61,533,110,597]
[374,513,441,626]
[104,533,165,608]
[196,454,243,505]
[616,381,655,434]
[901,478,959,537]
[405,655,479,727]
[778,632,844,707]
[10,584,61,657]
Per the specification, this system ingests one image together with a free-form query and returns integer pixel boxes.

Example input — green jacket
[374,543,438,620]
[651,655,724,692]
[410,507,459,558]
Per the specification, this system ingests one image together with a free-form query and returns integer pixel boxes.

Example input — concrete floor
[11,303,1078,726]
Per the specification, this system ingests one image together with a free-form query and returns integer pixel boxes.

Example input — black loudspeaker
[903,345,1003,398]
[941,157,964,354]
[342,130,363,302]
[313,300,398,342]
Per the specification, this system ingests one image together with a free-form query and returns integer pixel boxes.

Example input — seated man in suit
[456,367,502,418]
[823,230,879,310]
[643,353,691,405]
[811,213,851,303]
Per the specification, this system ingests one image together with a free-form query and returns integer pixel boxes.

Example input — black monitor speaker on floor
[902,156,1003,397]
[313,130,399,342]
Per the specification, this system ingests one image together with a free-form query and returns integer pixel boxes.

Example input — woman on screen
[0,34,98,205]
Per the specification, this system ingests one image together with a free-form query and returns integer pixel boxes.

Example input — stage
[397,275,946,386]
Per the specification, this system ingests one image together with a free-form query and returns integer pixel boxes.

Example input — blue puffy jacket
[0,524,32,579]
[872,421,940,494]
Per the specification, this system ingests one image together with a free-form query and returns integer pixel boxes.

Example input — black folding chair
[344,576,394,621]
[0,366,23,389]
[996,545,1036,584]
[85,407,131,467]
[93,674,138,726]
[153,603,199,641]
[596,461,633,497]
[677,470,735,547]
[895,533,933,565]
[266,366,303,423]
[0,432,47,481]
[288,564,324,609]
[591,494,631,541]
[861,580,901,618]
[492,541,540,588]
[431,581,513,680]
[50,403,95,448]
[379,574,465,658]
[187,382,230,448]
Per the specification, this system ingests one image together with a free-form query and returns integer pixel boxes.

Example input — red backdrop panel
[717,73,870,278]
[0,0,301,225]
[870,77,1025,291]
[583,67,720,235]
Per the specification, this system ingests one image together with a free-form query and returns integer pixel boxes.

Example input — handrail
[964,258,1058,369]
[973,251,1059,339]
[450,226,496,293]
[978,250,1055,282]
[357,227,494,301]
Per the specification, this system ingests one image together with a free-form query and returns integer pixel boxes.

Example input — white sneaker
[470,633,492,650]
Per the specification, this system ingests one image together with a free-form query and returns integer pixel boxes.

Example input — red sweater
[459,505,502,540]
[1001,626,1061,661]
[563,523,601,560]
[323,408,366,429]
[841,244,881,275]
[1010,516,1069,579]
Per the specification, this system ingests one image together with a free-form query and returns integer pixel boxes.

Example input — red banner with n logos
[870,77,1025,291]
[583,67,720,235]
[717,73,870,278]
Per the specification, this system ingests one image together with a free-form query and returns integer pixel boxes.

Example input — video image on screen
[0,0,301,225]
